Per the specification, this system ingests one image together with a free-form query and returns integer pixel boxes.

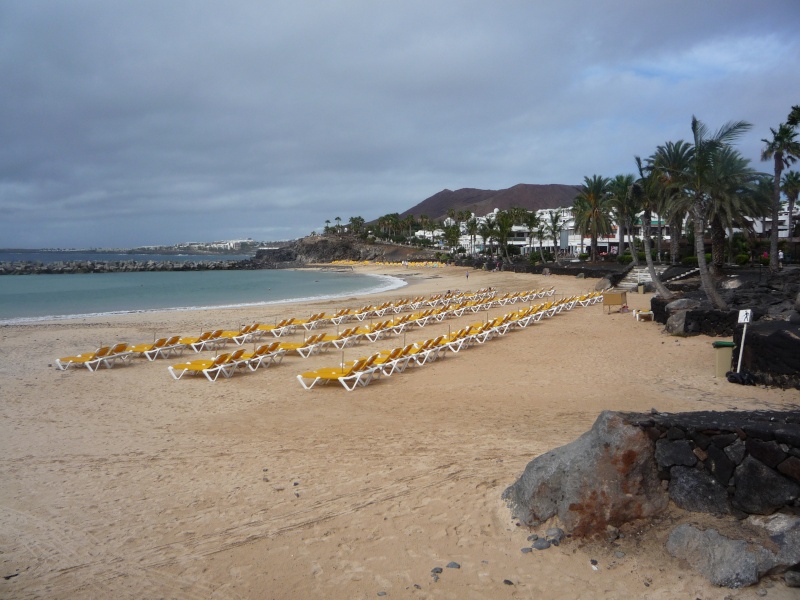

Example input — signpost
[736,309,752,373]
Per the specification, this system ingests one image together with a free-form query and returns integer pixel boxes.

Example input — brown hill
[399,183,581,221]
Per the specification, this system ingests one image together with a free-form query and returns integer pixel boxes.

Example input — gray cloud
[1,0,799,248]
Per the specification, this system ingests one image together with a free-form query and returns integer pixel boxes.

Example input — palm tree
[683,116,752,309]
[632,156,674,300]
[402,215,417,238]
[465,218,479,255]
[479,216,497,256]
[571,198,589,255]
[545,210,564,261]
[788,105,800,127]
[782,170,800,238]
[742,176,775,259]
[608,174,638,262]
[494,210,516,264]
[348,216,365,235]
[334,216,342,234]
[418,215,430,243]
[386,213,401,238]
[705,146,760,273]
[573,175,612,261]
[376,216,387,238]
[443,223,461,251]
[523,210,543,260]
[761,123,800,271]
[446,208,457,229]
[652,140,694,265]
[324,219,331,234]
[508,206,528,226]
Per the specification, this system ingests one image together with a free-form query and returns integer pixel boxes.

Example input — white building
[442,207,672,257]
[748,205,799,240]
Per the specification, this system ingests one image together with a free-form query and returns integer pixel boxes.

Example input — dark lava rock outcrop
[250,235,438,267]
[505,410,800,588]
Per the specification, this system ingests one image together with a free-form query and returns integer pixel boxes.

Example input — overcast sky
[1,1,798,249]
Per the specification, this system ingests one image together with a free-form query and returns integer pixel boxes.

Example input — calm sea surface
[0,269,406,323]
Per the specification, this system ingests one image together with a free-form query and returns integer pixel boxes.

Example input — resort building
[418,201,799,259]
[426,208,671,258]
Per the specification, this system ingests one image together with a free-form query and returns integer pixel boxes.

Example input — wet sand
[1,265,797,599]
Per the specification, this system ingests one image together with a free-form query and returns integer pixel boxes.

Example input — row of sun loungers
[54,342,135,371]
[172,291,603,384]
[167,342,288,381]
[53,286,569,372]
[295,292,603,391]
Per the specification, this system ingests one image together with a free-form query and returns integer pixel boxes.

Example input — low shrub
[682,256,698,266]
[735,254,750,266]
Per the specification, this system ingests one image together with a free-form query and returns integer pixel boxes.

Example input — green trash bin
[712,341,735,378]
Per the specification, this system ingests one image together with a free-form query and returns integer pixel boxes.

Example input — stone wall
[628,410,800,517]
[504,410,800,537]
[651,296,738,336]
[504,409,800,588]
[734,321,800,390]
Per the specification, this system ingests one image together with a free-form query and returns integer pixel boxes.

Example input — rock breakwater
[0,258,255,275]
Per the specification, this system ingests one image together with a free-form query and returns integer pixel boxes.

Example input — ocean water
[0,251,250,264]
[0,269,406,323]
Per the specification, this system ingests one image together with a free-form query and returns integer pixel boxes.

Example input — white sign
[738,309,752,324]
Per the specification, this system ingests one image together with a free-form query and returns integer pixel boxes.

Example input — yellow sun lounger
[277,333,329,357]
[55,346,110,371]
[167,351,242,381]
[230,342,287,371]
[216,324,261,346]
[296,354,380,391]
[256,319,297,337]
[373,346,414,376]
[129,335,186,360]
[101,342,135,367]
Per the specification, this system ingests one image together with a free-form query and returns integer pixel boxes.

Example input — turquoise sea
[0,269,406,324]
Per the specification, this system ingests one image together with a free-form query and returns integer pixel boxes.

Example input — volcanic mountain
[399,183,581,220]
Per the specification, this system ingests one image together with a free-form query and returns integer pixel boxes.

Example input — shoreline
[0,269,410,326]
[3,264,798,599]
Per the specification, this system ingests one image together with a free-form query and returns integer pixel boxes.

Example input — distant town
[0,239,290,254]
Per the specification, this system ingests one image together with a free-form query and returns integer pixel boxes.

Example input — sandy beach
[1,265,798,599]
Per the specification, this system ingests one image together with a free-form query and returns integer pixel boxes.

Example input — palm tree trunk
[669,214,682,265]
[656,218,663,263]
[691,204,728,309]
[770,156,782,272]
[627,222,639,266]
[642,208,673,299]
[710,214,726,276]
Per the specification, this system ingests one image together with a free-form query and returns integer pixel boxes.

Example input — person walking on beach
[466,271,469,281]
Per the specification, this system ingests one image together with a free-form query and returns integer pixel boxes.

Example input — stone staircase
[615,265,669,291]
